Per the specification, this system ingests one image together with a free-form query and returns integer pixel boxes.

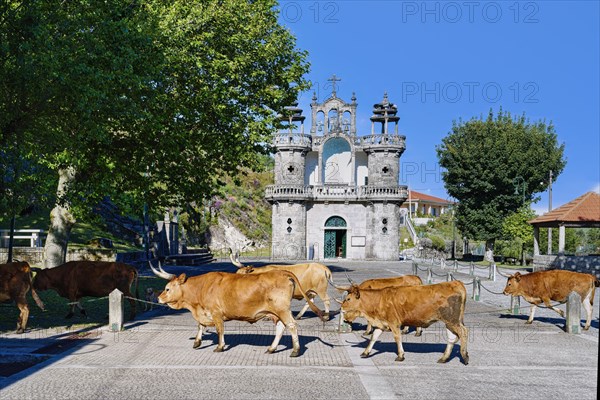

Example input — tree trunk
[43,166,76,269]
[520,242,526,266]
[7,215,16,262]
[484,239,495,262]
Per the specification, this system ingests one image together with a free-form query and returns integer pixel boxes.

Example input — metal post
[470,262,474,276]
[446,272,452,282]
[412,261,417,276]
[427,268,433,284]
[109,288,124,332]
[566,291,581,334]
[472,278,480,301]
[510,296,521,315]
[453,260,458,272]
[441,258,446,270]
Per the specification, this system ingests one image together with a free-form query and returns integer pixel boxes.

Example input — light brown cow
[339,280,469,364]
[0,261,45,333]
[230,250,332,320]
[332,275,424,336]
[503,269,599,330]
[150,262,325,357]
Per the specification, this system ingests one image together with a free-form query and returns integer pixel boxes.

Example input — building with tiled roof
[400,190,454,217]
[530,191,600,255]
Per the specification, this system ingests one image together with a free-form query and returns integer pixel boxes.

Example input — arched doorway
[324,216,347,258]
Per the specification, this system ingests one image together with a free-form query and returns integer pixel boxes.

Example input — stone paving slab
[0,260,597,399]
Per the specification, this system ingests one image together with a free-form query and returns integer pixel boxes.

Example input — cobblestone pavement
[0,260,598,399]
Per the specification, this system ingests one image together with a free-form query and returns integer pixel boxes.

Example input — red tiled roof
[529,191,600,225]
[408,190,454,205]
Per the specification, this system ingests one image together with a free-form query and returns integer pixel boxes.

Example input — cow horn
[229,248,244,268]
[149,261,175,280]
[327,274,351,292]
[344,271,356,285]
[334,297,344,305]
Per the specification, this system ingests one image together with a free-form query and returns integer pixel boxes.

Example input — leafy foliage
[437,110,566,248]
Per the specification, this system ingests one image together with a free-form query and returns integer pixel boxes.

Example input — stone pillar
[533,226,540,256]
[558,225,566,254]
[109,289,124,332]
[566,291,581,334]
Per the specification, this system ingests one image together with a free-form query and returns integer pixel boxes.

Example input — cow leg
[414,327,423,337]
[543,298,564,318]
[401,325,409,334]
[526,304,537,324]
[193,324,204,349]
[322,292,331,321]
[266,320,286,354]
[66,302,77,319]
[390,326,405,362]
[16,302,29,334]
[582,290,593,330]
[439,325,469,365]
[365,322,373,335]
[213,319,226,352]
[438,328,458,363]
[295,293,316,320]
[361,328,383,358]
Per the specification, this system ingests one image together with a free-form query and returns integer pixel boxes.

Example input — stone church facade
[265,79,408,260]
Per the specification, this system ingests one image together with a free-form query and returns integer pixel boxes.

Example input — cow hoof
[16,328,25,334]
[213,347,224,353]
[437,358,449,364]
[395,356,405,362]
[265,348,275,354]
[193,341,201,349]
[525,321,533,325]
[415,331,422,337]
[290,350,300,358]
[462,355,469,365]
[360,353,370,358]
[323,313,330,321]
[583,326,590,331]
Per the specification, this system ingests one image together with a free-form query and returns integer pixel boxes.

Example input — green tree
[1,1,309,267]
[437,110,566,261]
[502,206,536,265]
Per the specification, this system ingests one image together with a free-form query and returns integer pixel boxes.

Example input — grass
[0,276,165,334]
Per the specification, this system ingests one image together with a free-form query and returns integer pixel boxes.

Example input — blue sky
[277,0,600,215]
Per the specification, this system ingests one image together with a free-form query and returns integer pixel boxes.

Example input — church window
[325,216,347,227]
[287,226,292,233]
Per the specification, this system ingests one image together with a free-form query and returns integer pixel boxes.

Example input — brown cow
[150,262,325,357]
[0,261,45,333]
[32,261,138,320]
[332,274,424,336]
[503,270,599,330]
[230,250,332,320]
[339,280,469,364]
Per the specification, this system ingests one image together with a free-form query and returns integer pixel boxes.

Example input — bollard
[453,260,458,272]
[566,291,581,334]
[426,268,433,284]
[440,259,446,270]
[109,288,124,332]
[510,295,521,315]
[446,272,452,282]
[489,263,496,281]
[412,261,417,276]
[469,262,474,276]
[472,278,480,301]
[338,308,352,333]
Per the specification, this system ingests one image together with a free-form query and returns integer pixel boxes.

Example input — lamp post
[512,176,527,204]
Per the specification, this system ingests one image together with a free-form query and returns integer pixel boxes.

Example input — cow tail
[286,272,326,322]
[594,277,599,288]
[28,269,46,311]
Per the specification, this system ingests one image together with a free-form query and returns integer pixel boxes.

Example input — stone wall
[533,254,600,279]
[1,248,116,266]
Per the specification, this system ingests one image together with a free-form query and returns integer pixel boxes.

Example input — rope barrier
[430,270,448,277]
[496,267,516,278]
[478,282,506,296]
[474,264,491,270]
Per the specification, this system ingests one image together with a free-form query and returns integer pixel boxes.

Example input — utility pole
[547,170,553,254]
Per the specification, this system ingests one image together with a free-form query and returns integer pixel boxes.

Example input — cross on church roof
[328,74,341,97]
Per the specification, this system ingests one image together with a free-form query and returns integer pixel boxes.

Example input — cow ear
[513,272,521,282]
[354,287,360,299]
[177,273,187,284]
